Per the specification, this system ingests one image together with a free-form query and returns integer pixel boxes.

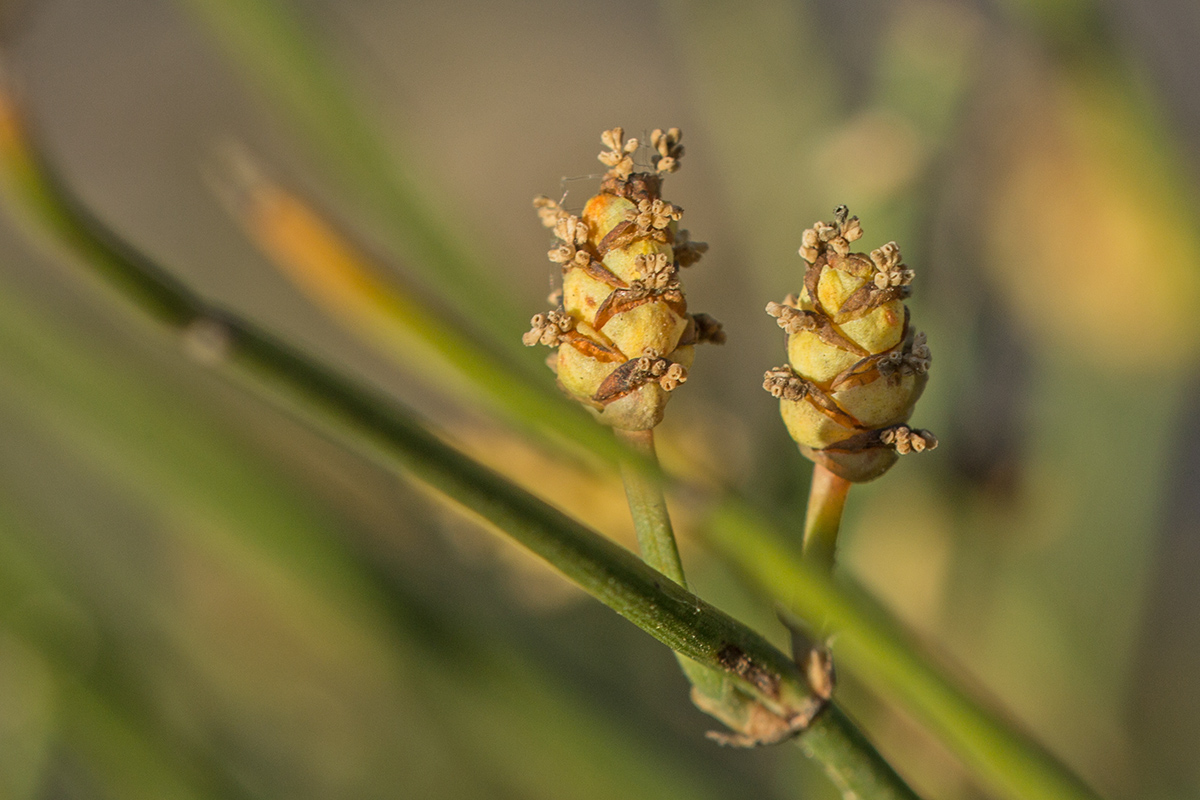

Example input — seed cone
[524,128,723,430]
[764,207,936,482]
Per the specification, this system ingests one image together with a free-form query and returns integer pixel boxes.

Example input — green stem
[615,429,687,586]
[802,464,852,573]
[802,707,919,800]
[615,428,744,712]
[796,468,915,797]
[0,89,918,799]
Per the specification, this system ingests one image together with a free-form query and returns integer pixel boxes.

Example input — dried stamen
[650,127,684,174]
[879,425,938,454]
[533,195,566,229]
[690,312,726,345]
[763,366,810,402]
[877,331,931,379]
[522,308,576,347]
[626,198,683,239]
[869,242,914,290]
[599,127,640,180]
[674,229,708,267]
[799,208,863,262]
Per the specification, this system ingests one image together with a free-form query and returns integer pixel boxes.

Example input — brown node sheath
[599,171,662,203]
[826,251,874,279]
[803,257,823,305]
[835,283,911,321]
[801,382,867,431]
[818,428,890,454]
[827,307,913,392]
[768,302,869,356]
[821,424,937,455]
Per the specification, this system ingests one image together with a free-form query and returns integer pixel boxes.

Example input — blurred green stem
[801,707,919,800]
[614,432,916,798]
[176,0,514,336]
[802,464,851,573]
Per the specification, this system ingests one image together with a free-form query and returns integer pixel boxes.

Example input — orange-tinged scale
[584,193,636,249]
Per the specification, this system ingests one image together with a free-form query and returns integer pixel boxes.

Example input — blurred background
[1,0,1199,798]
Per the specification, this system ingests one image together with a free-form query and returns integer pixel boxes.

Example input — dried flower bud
[764,208,935,481]
[526,128,722,430]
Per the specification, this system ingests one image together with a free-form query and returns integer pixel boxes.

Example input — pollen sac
[764,207,935,482]
[525,128,723,430]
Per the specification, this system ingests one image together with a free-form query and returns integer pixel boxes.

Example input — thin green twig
[615,430,917,798]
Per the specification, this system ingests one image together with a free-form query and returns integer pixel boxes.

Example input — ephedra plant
[0,4,1112,797]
